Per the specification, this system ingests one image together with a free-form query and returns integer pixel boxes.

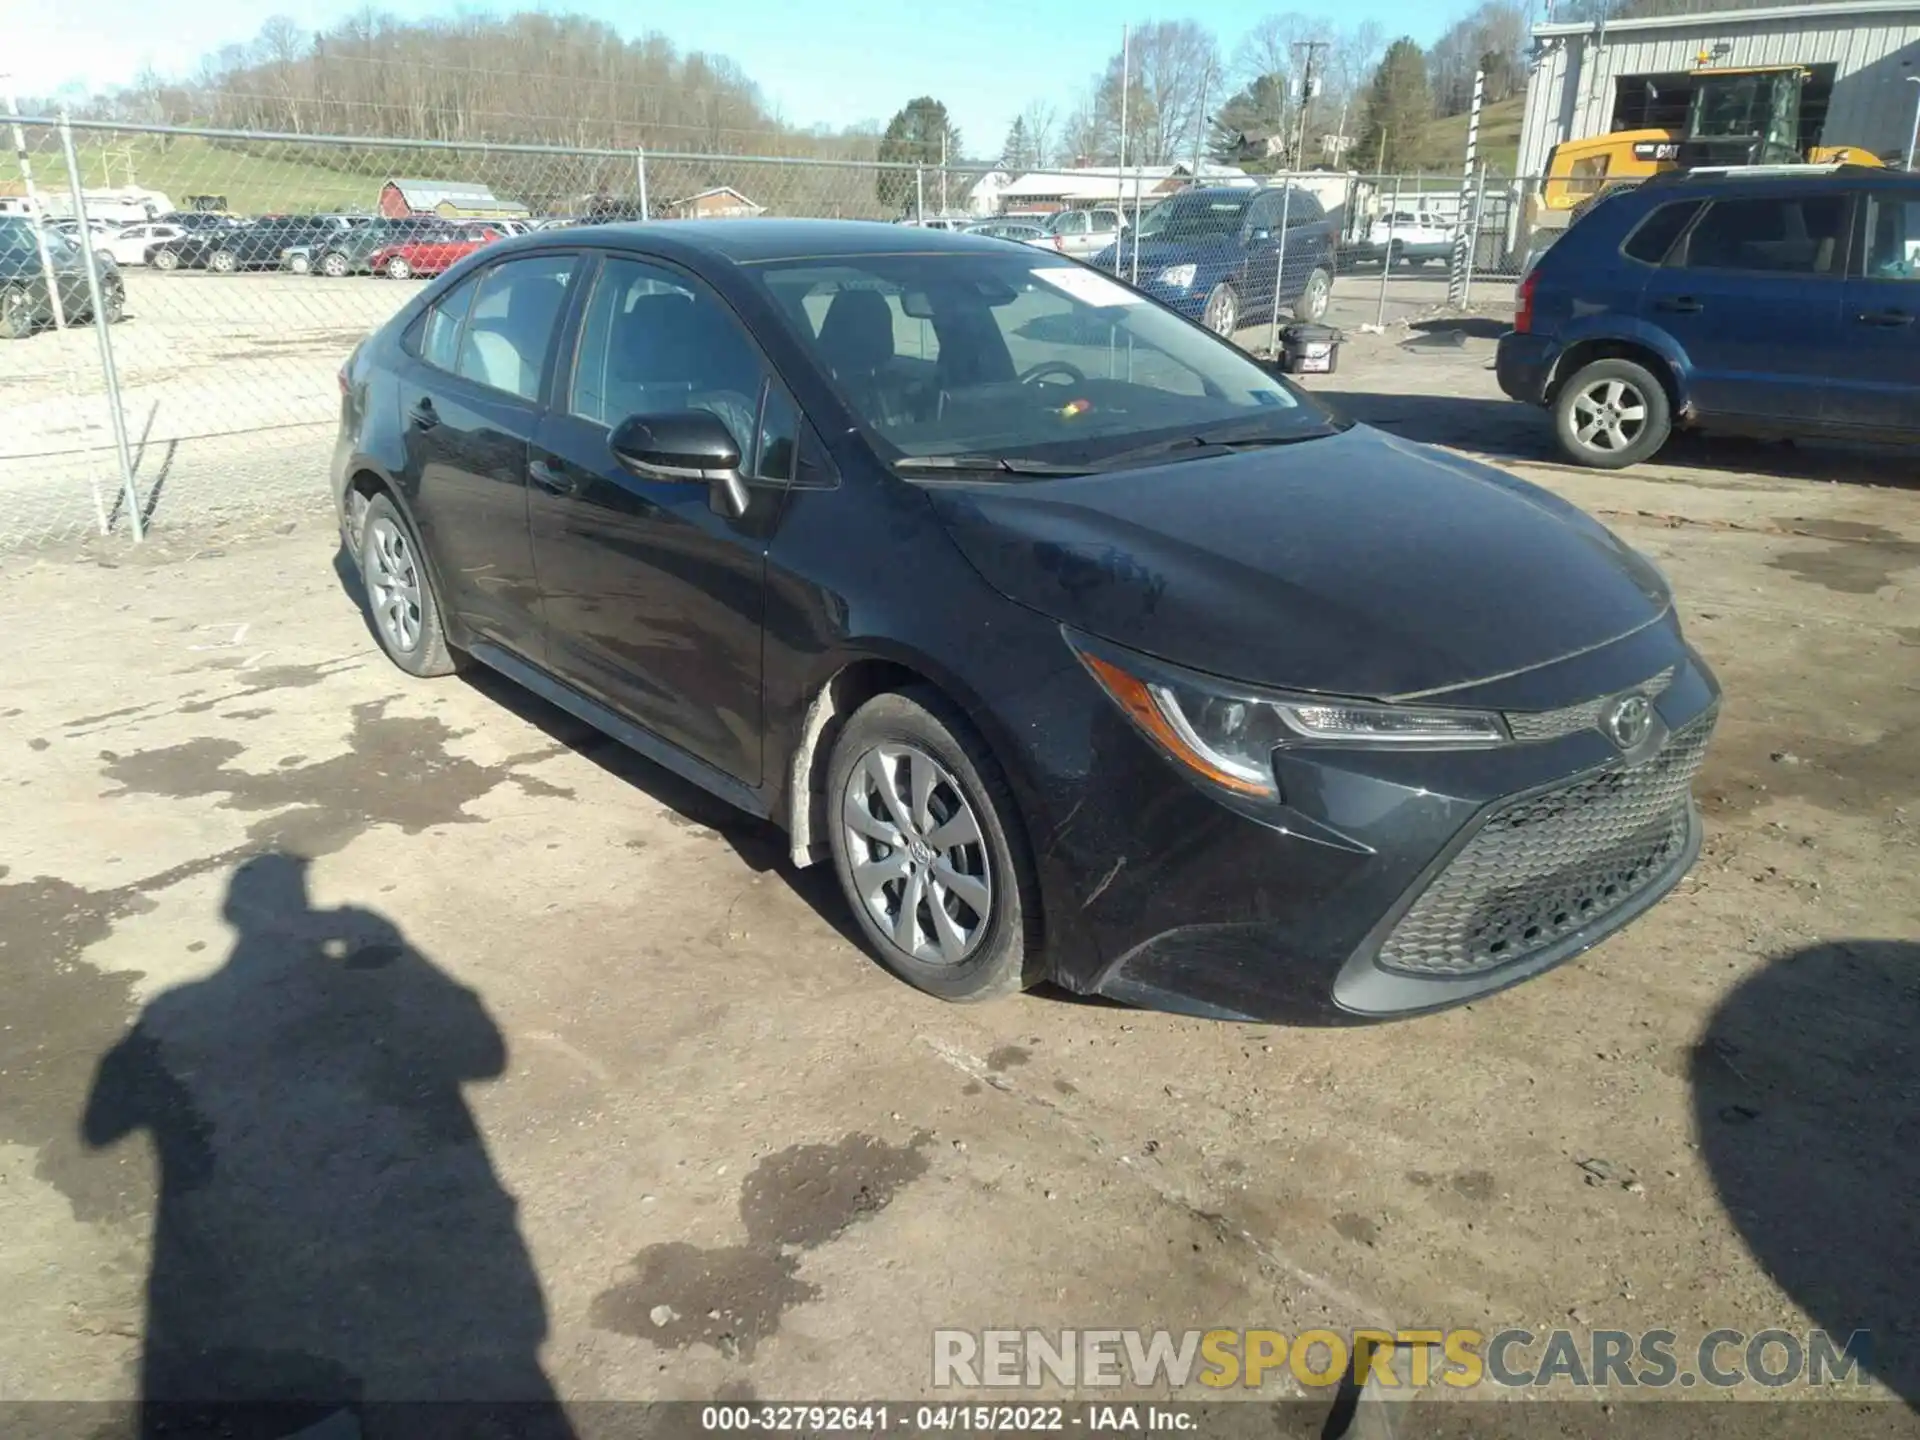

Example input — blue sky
[10,0,1454,156]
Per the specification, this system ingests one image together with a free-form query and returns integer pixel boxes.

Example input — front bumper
[1006,628,1720,1023]
[1496,331,1555,406]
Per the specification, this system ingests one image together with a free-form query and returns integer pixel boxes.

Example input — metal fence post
[1462,163,1488,309]
[1265,177,1295,356]
[1375,176,1401,329]
[57,113,142,542]
[6,88,69,330]
[1448,69,1485,309]
[636,147,649,219]
[914,166,924,224]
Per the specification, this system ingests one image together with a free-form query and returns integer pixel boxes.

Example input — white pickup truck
[1358,208,1453,267]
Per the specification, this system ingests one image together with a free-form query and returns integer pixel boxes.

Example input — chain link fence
[3,116,1536,551]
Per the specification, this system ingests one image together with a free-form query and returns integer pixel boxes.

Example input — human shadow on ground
[83,852,576,1439]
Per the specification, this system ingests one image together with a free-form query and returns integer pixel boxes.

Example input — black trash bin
[1278,322,1342,375]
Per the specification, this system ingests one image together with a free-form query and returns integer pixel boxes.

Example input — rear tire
[100,282,125,325]
[288,252,312,275]
[385,256,413,280]
[1293,266,1332,322]
[209,250,237,274]
[826,688,1040,1003]
[1553,357,1672,469]
[153,248,180,272]
[320,251,349,278]
[358,493,458,677]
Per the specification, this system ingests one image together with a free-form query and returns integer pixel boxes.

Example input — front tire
[385,256,413,280]
[152,248,180,272]
[1553,357,1672,469]
[826,689,1040,1003]
[320,251,349,278]
[209,250,237,274]
[288,253,312,275]
[358,493,458,677]
[100,282,125,325]
[1,284,33,339]
[1201,281,1239,338]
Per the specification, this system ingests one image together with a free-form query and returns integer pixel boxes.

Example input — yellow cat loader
[1528,64,1885,239]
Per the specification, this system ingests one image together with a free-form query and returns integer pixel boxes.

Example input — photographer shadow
[82,852,574,1439]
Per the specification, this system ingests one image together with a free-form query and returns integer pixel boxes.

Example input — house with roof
[377,178,528,220]
[994,161,1251,214]
[664,186,766,220]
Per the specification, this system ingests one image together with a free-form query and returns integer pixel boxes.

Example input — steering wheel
[1018,360,1087,387]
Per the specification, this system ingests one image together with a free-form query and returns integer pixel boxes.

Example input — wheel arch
[340,466,472,652]
[1546,335,1690,424]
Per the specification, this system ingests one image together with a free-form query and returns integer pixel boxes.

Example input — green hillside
[1394,96,1527,178]
[64,135,390,215]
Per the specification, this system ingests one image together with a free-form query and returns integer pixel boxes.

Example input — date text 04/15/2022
[699,1404,1199,1431]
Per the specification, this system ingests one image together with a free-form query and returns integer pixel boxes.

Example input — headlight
[1156,263,1197,289]
[1072,635,1508,800]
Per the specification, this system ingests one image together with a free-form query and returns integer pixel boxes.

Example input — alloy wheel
[321,252,348,277]
[1203,284,1238,337]
[1297,268,1331,321]
[1571,378,1648,455]
[364,516,424,654]
[841,744,993,965]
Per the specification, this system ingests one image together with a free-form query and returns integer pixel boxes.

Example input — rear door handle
[1654,297,1703,314]
[1857,309,1915,327]
[528,458,576,495]
[407,398,438,430]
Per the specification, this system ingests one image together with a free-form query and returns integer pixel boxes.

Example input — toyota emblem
[1603,693,1655,750]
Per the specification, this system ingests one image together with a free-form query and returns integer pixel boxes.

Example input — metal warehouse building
[1516,0,1920,177]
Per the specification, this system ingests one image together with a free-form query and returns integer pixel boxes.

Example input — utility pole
[1191,60,1213,176]
[1292,40,1328,170]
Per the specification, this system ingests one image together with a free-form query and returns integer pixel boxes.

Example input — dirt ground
[0,325,1915,1428]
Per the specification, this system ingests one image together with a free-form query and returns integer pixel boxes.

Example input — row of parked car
[84,211,544,280]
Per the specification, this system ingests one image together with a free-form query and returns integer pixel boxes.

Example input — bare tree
[1020,100,1058,169]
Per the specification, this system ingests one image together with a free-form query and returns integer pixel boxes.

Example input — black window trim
[557,244,831,490]
[1661,190,1857,282]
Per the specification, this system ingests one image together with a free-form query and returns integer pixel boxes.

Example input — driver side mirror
[1247,227,1273,243]
[609,411,750,518]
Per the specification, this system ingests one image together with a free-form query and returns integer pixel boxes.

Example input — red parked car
[368,224,501,279]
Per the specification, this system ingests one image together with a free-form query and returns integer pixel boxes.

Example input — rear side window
[455,253,577,400]
[1623,201,1703,264]
[1676,195,1848,275]
[1862,194,1920,281]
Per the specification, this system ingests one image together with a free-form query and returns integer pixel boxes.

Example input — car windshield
[1136,195,1249,241]
[753,250,1330,467]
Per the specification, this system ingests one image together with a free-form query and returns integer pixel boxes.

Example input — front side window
[754,251,1324,465]
[1137,195,1251,241]
[453,253,577,400]
[1862,195,1920,281]
[569,254,767,456]
[1677,196,1847,275]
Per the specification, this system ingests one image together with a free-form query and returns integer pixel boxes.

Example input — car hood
[1092,235,1240,274]
[922,425,1672,701]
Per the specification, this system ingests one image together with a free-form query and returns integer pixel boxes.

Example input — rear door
[1829,188,1920,434]
[397,251,580,657]
[1638,190,1850,426]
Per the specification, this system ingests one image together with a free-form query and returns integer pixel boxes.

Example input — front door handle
[407,398,438,430]
[528,458,575,495]
[1654,297,1703,314]
[1857,309,1915,327]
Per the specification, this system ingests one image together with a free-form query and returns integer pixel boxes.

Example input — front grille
[1377,711,1714,977]
[1505,666,1675,743]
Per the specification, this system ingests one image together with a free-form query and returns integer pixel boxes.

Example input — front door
[528,252,796,786]
[1639,190,1850,426]
[398,251,579,657]
[1828,190,1920,434]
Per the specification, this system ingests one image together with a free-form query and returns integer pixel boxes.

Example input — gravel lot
[0,301,1914,1429]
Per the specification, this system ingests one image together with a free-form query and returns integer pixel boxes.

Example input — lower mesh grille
[1377,711,1715,977]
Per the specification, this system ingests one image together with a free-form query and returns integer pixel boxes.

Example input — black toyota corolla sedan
[332,220,1719,1022]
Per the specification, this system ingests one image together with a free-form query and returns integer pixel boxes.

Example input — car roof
[1638,163,1917,196]
[494,217,1037,266]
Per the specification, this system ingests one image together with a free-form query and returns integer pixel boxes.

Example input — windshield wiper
[1093,425,1332,469]
[892,455,1096,477]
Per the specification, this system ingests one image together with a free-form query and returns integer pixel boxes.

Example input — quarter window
[420,272,480,372]
[1676,196,1847,275]
[1623,201,1703,265]
[454,253,577,401]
